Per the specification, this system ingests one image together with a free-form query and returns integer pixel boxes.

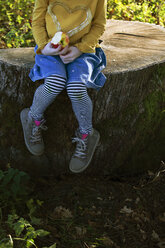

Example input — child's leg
[29,74,66,120]
[66,81,99,173]
[66,81,93,134]
[20,74,66,156]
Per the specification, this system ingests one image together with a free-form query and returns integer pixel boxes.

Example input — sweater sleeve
[74,0,107,53]
[32,0,49,54]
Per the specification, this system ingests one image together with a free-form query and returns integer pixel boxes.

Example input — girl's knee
[66,82,87,100]
[44,75,66,95]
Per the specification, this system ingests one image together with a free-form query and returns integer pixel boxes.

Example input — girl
[20,0,107,173]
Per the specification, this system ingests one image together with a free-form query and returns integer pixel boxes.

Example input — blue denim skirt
[29,46,107,90]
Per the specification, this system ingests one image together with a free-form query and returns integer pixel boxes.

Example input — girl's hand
[41,42,69,56]
[59,46,82,64]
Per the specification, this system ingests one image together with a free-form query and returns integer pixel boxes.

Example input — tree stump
[0,20,165,176]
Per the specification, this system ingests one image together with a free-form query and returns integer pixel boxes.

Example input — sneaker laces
[30,120,47,144]
[72,135,88,159]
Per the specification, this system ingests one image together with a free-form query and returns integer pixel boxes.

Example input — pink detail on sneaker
[82,134,88,140]
[34,120,41,126]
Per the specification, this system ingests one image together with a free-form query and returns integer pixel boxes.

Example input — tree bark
[0,20,165,176]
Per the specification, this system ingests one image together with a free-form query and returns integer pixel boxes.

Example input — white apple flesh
[51,31,69,49]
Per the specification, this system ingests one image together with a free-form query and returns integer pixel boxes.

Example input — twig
[140,162,165,187]
[84,242,90,248]
[8,235,13,246]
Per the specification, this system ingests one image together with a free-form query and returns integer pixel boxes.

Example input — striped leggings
[29,74,93,134]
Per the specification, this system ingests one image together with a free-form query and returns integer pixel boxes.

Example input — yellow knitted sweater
[32,0,107,54]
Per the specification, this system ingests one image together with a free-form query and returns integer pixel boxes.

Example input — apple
[51,31,69,49]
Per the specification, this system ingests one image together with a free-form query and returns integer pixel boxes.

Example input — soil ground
[29,163,165,248]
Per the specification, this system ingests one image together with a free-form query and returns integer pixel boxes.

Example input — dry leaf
[135,197,140,204]
[152,230,160,241]
[140,229,147,240]
[54,206,73,219]
[102,236,119,248]
[75,226,87,237]
[97,197,103,200]
[120,206,133,214]
[125,198,132,202]
[102,237,114,246]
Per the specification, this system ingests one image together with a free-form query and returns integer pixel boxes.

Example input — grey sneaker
[69,128,100,173]
[20,108,47,156]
